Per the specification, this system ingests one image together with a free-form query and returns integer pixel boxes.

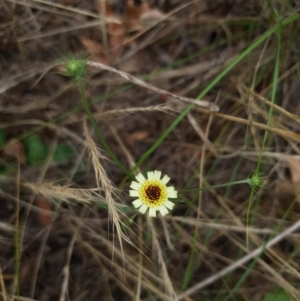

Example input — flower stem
[179,179,250,194]
[78,80,133,180]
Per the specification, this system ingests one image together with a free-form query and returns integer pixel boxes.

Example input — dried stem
[86,60,219,112]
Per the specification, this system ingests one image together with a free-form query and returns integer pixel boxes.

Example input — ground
[1,0,300,300]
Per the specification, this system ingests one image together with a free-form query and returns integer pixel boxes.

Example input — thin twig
[0,265,8,301]
[147,218,178,300]
[86,60,219,112]
[177,218,300,300]
[59,207,86,301]
[0,63,59,94]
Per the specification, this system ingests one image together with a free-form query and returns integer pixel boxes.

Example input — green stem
[78,80,133,180]
[132,13,300,172]
[179,179,249,194]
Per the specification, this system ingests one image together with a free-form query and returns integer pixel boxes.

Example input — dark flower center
[145,185,161,201]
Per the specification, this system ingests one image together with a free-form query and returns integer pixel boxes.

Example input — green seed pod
[66,59,87,82]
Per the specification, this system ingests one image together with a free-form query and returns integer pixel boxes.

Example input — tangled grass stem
[179,179,251,194]
[78,80,133,180]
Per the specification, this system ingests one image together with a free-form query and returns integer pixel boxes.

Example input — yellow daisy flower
[130,170,177,217]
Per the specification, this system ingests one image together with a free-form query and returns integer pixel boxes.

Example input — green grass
[3,3,300,300]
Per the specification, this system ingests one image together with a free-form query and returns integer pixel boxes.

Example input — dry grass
[1,0,300,301]
[83,121,131,256]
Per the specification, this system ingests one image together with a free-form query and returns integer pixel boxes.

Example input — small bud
[247,173,265,189]
[65,59,87,82]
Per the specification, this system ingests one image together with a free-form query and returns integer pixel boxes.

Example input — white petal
[149,207,156,217]
[168,192,177,198]
[139,204,148,214]
[159,205,169,216]
[130,181,141,190]
[167,187,177,198]
[132,199,143,208]
[164,200,174,210]
[147,171,154,180]
[153,170,162,180]
[161,175,170,184]
[167,186,175,192]
[129,190,140,197]
[136,173,146,184]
